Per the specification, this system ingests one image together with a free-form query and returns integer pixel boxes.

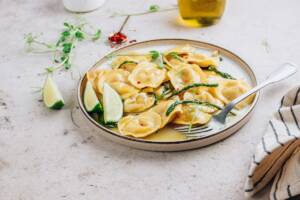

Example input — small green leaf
[63,22,73,29]
[45,67,55,73]
[60,55,66,62]
[64,62,71,69]
[149,5,160,12]
[62,30,70,37]
[149,50,160,60]
[62,43,72,53]
[24,33,35,44]
[92,30,101,41]
[150,51,164,69]
[75,31,84,40]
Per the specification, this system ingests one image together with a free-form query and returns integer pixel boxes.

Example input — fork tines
[174,125,213,134]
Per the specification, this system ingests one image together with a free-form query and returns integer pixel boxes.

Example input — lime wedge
[43,76,65,110]
[103,82,123,123]
[84,81,103,113]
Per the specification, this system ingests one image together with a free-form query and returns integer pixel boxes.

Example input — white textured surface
[0,0,299,199]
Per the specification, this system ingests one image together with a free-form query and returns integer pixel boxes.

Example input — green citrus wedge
[43,76,65,110]
[84,81,103,113]
[103,82,123,123]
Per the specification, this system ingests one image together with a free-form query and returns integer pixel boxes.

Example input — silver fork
[174,62,298,138]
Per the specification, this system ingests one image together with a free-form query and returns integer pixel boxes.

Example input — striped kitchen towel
[244,86,300,200]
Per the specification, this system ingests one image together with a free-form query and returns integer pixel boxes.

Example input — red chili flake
[137,81,141,84]
[108,32,127,45]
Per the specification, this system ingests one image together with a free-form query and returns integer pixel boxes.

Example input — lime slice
[43,76,65,110]
[103,82,123,123]
[84,81,103,113]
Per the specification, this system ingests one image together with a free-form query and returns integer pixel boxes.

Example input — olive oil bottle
[178,0,226,27]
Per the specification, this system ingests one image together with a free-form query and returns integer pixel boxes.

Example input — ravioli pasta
[86,45,255,139]
[96,69,139,99]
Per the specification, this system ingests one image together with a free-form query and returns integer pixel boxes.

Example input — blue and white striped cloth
[245,86,300,200]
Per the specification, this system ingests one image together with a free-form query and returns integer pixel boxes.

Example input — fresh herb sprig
[24,21,101,73]
[205,66,236,80]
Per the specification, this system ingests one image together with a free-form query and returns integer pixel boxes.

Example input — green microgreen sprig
[24,21,101,73]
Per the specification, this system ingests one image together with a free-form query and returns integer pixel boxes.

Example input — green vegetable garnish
[170,83,218,97]
[154,83,172,103]
[168,52,183,61]
[150,50,164,69]
[149,5,160,12]
[166,100,236,116]
[24,20,101,73]
[205,66,236,80]
[118,60,138,68]
[150,50,160,60]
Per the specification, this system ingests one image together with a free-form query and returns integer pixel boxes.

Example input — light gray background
[0,0,299,199]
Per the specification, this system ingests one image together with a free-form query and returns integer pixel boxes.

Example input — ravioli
[96,69,139,99]
[184,90,223,113]
[165,44,196,56]
[173,104,212,125]
[128,61,166,89]
[210,79,254,109]
[118,111,161,138]
[86,69,105,91]
[167,64,207,90]
[149,100,182,128]
[124,92,155,113]
[163,55,185,70]
[186,53,219,68]
[111,53,151,72]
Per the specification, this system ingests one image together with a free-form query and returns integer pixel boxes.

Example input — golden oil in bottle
[178,0,226,27]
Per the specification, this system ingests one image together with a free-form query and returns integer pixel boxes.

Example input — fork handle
[219,62,298,118]
[231,62,298,106]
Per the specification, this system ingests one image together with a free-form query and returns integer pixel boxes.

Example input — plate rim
[77,38,260,145]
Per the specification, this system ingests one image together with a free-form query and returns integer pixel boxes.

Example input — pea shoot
[24,21,101,73]
[149,5,160,12]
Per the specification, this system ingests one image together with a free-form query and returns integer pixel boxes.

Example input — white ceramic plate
[77,39,259,151]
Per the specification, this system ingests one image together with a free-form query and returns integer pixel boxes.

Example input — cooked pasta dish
[84,45,254,139]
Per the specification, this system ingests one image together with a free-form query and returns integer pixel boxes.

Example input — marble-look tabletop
[0,0,299,199]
